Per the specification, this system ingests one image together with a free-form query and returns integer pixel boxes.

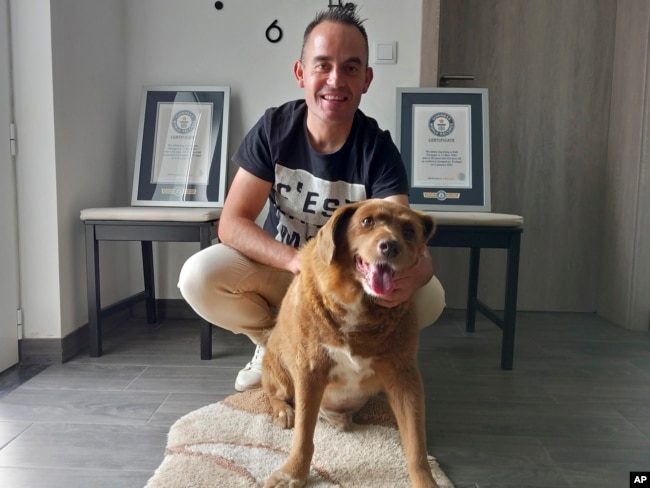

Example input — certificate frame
[396,87,490,211]
[131,85,230,207]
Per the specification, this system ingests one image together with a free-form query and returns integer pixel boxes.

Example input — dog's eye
[403,226,416,240]
[361,217,374,227]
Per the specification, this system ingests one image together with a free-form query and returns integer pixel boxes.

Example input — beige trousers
[178,243,446,345]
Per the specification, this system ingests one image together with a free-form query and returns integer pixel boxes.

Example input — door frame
[0,0,21,373]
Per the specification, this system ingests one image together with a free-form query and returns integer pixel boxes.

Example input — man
[178,7,445,391]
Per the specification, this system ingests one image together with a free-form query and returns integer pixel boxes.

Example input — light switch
[375,41,397,64]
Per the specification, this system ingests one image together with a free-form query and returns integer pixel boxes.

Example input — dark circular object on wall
[214,1,224,10]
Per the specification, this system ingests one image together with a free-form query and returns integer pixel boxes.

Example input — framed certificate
[396,87,490,211]
[131,85,230,207]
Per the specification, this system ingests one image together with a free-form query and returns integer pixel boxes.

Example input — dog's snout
[379,239,400,258]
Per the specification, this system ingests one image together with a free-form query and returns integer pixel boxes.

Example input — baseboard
[18,308,132,365]
[132,298,197,320]
[19,300,196,365]
[19,339,64,365]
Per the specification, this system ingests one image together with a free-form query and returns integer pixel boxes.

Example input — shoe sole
[234,381,261,392]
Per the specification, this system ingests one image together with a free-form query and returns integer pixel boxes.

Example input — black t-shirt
[232,99,409,248]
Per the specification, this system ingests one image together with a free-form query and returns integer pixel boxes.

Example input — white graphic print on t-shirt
[273,164,366,247]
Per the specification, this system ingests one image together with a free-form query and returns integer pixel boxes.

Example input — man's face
[294,21,373,127]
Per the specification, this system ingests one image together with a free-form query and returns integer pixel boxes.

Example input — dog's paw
[410,467,441,488]
[263,470,305,488]
[271,404,295,429]
[319,408,353,431]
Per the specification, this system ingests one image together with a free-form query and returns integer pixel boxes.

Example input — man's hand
[287,249,302,275]
[376,245,434,308]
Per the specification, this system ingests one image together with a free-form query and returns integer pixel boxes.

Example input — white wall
[11,0,127,340]
[11,0,61,339]
[50,0,128,337]
[11,0,424,340]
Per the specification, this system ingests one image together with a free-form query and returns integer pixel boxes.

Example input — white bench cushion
[426,211,523,227]
[80,207,520,227]
[80,206,222,222]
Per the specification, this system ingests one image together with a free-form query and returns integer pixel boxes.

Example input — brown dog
[262,199,439,488]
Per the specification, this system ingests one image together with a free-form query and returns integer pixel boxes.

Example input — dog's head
[315,199,435,298]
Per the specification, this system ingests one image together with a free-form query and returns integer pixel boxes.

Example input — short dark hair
[300,6,369,62]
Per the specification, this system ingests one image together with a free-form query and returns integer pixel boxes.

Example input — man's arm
[218,168,301,274]
[379,194,435,308]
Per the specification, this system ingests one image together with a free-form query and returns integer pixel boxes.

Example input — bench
[80,206,221,358]
[427,212,524,370]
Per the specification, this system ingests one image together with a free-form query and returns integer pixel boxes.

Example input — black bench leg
[200,225,213,360]
[85,224,102,357]
[501,234,521,370]
[141,241,157,324]
[200,321,212,360]
[466,247,480,333]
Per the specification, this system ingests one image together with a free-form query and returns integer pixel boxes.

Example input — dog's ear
[316,202,360,264]
[418,211,436,242]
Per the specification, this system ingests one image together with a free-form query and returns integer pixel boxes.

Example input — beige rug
[145,389,454,487]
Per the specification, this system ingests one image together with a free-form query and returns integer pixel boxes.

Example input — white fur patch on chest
[338,309,362,334]
[322,344,374,388]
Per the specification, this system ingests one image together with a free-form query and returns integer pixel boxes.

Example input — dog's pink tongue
[370,265,395,295]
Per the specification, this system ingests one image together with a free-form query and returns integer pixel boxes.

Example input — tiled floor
[0,310,649,487]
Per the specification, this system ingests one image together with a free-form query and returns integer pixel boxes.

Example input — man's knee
[177,250,208,305]
[178,244,240,309]
[416,275,446,329]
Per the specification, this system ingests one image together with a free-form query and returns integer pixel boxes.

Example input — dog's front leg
[383,365,440,488]
[264,372,326,488]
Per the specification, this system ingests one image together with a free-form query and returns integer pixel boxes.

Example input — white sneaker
[234,345,266,392]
